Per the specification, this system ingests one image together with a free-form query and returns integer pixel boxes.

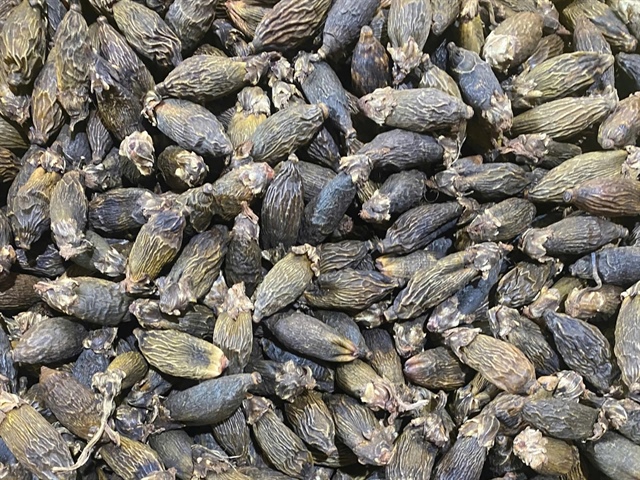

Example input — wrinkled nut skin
[351,26,391,97]
[482,12,543,73]
[112,0,182,69]
[0,394,75,479]
[358,87,473,133]
[1,0,46,90]
[249,0,332,53]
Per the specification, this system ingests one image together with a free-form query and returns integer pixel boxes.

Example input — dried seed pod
[451,373,500,426]
[157,146,207,192]
[428,249,500,331]
[87,110,113,165]
[88,187,156,233]
[377,202,462,254]
[124,209,186,294]
[432,413,500,480]
[39,367,103,441]
[260,155,304,250]
[522,397,600,441]
[92,58,143,142]
[262,338,335,393]
[617,52,640,90]
[226,1,269,37]
[0,147,20,182]
[563,178,640,217]
[284,390,337,457]
[249,0,332,53]
[513,427,579,476]
[93,16,155,101]
[571,246,640,287]
[36,276,132,326]
[466,198,536,242]
[482,12,543,72]
[156,226,228,315]
[135,328,227,380]
[252,245,317,321]
[359,87,473,133]
[164,372,261,425]
[119,131,155,177]
[9,165,61,250]
[351,26,391,97]
[581,431,640,480]
[297,161,335,202]
[0,210,15,277]
[155,54,268,104]
[458,13,484,55]
[448,43,513,134]
[143,95,232,159]
[501,133,582,169]
[544,310,615,392]
[249,102,328,165]
[52,3,92,131]
[387,0,432,84]
[0,0,46,89]
[0,69,30,126]
[431,158,531,201]
[227,86,271,149]
[131,299,214,338]
[357,129,445,171]
[564,0,637,52]
[404,347,468,391]
[0,273,40,311]
[385,251,481,320]
[244,395,313,479]
[510,91,617,140]
[212,283,253,374]
[250,359,316,402]
[385,422,437,480]
[112,0,182,68]
[432,0,460,36]
[299,170,359,246]
[100,435,165,480]
[311,310,369,361]
[314,241,370,275]
[375,250,439,281]
[49,170,90,260]
[148,430,194,480]
[488,306,560,376]
[598,92,640,149]
[0,112,26,150]
[303,269,398,312]
[0,392,74,479]
[164,0,218,52]
[508,52,615,109]
[359,329,402,386]
[361,170,426,223]
[314,0,379,61]
[11,316,87,364]
[520,33,565,73]
[445,327,537,394]
[520,216,628,262]
[615,282,640,398]
[496,261,557,308]
[295,54,356,151]
[526,149,627,203]
[325,394,395,466]
[211,407,251,465]
[210,161,274,221]
[224,205,261,295]
[266,312,362,362]
[565,283,622,321]
[573,16,615,93]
